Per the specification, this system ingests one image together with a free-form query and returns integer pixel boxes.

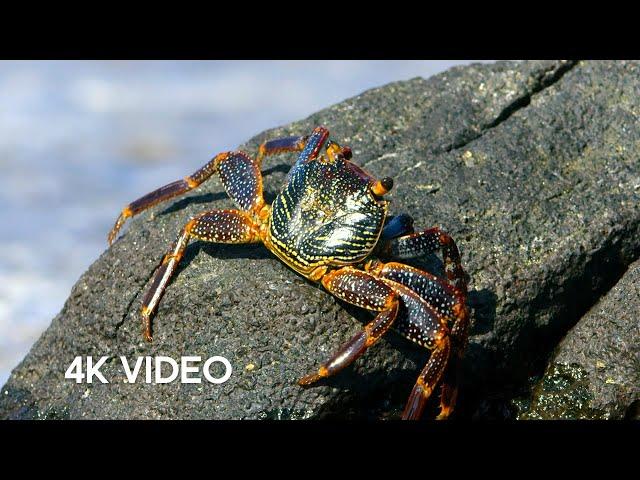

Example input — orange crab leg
[108,151,262,244]
[378,277,458,419]
[436,305,470,419]
[368,261,470,418]
[402,335,451,420]
[298,267,400,385]
[255,134,308,167]
[140,209,261,342]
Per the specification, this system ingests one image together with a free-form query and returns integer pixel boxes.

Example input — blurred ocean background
[0,60,491,385]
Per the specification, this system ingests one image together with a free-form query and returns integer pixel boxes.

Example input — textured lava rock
[2,60,639,419]
[517,259,640,419]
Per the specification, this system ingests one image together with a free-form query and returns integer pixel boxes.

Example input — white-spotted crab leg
[298,267,400,385]
[140,209,262,342]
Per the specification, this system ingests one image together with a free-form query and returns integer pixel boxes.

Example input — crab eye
[341,146,352,160]
[372,176,394,197]
[381,177,393,191]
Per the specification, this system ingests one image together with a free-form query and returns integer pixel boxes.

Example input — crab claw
[381,214,414,240]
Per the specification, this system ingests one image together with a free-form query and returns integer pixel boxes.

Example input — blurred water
[0,60,491,385]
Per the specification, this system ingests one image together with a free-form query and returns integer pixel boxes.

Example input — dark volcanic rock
[517,259,640,419]
[2,60,640,419]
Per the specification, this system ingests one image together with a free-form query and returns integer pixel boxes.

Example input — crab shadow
[160,192,228,215]
[178,240,273,268]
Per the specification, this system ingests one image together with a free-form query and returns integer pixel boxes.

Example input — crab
[108,126,470,420]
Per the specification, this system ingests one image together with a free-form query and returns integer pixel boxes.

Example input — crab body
[107,126,470,420]
[267,153,387,277]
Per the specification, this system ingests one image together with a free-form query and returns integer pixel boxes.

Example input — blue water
[0,60,491,385]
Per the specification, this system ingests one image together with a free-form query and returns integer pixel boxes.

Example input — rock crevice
[445,60,578,152]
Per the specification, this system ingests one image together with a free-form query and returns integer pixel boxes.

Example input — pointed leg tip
[298,369,327,386]
[401,411,418,421]
[297,374,319,387]
[298,365,329,386]
[141,310,153,342]
[401,386,429,420]
[435,410,451,420]
[108,210,130,246]
[142,325,153,342]
[401,406,421,421]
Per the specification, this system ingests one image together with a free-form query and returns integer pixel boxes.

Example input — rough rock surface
[2,60,639,419]
[517,259,640,419]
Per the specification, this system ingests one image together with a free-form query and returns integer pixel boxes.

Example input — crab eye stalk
[372,177,394,197]
[341,146,352,160]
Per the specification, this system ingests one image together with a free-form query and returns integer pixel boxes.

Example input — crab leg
[298,267,400,385]
[436,306,470,419]
[382,227,468,292]
[140,209,261,342]
[368,261,469,418]
[292,126,329,165]
[370,261,467,321]
[255,134,309,166]
[380,214,415,241]
[109,151,265,244]
[402,335,451,420]
[377,278,456,419]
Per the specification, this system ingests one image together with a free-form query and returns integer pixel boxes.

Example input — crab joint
[325,141,343,162]
[451,302,466,318]
[372,177,394,196]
